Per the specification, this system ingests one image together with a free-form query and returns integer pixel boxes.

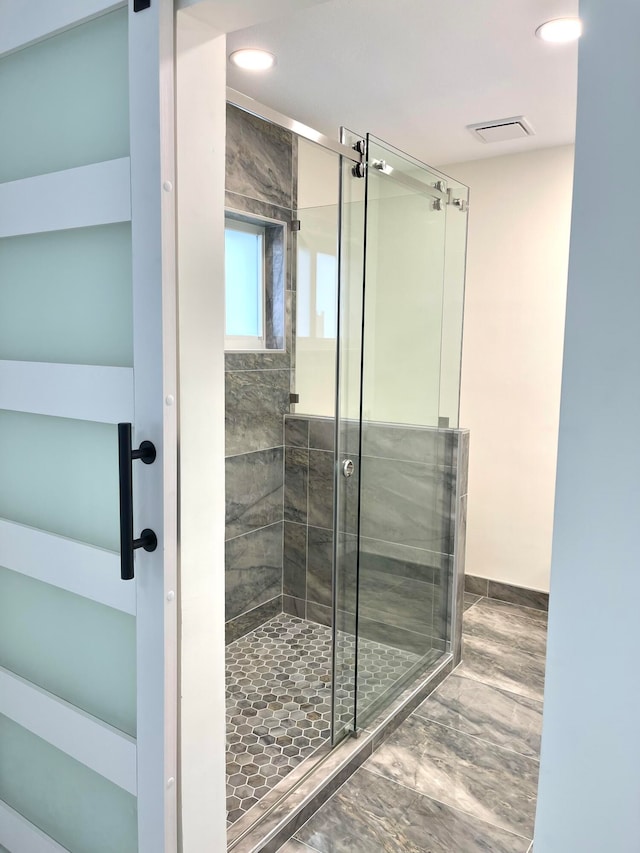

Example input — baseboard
[464,574,549,612]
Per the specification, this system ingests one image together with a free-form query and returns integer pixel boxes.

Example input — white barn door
[0,2,177,851]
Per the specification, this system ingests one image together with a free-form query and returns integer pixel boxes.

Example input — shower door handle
[117,423,158,580]
[342,459,355,478]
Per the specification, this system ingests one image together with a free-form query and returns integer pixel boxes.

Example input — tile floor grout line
[288,764,381,850]
[442,669,544,707]
[444,659,544,713]
[462,629,547,660]
[360,765,535,844]
[409,710,541,762]
[467,595,549,619]
[463,608,548,636]
[483,596,549,617]
[452,666,543,703]
[463,594,485,613]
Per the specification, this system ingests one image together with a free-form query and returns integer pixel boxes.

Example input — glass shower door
[330,131,366,743]
[353,134,454,729]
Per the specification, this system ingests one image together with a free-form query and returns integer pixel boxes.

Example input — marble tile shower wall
[283,414,469,657]
[225,105,298,643]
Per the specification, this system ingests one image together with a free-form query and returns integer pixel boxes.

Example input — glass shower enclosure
[224,96,468,845]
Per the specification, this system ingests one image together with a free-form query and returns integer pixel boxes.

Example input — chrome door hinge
[446,188,469,211]
[290,220,301,232]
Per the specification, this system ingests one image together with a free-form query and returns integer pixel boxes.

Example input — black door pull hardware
[118,423,157,581]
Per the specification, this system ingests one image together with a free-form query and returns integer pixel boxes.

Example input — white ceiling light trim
[229,48,276,71]
[536,18,583,43]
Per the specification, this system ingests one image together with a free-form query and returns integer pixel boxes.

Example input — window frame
[224,209,286,353]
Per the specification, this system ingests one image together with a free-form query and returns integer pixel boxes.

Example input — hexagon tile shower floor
[225,615,420,825]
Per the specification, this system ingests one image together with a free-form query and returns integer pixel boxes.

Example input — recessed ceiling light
[536,17,583,43]
[229,49,276,71]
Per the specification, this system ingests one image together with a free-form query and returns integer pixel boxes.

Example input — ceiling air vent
[467,116,535,143]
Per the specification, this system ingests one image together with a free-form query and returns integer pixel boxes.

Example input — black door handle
[117,423,158,580]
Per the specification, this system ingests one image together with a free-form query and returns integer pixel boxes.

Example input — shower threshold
[226,613,452,852]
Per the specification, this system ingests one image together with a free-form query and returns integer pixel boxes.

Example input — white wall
[442,145,574,592]
[176,10,228,850]
[535,0,640,848]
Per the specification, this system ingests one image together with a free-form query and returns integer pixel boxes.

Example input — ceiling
[226,0,579,166]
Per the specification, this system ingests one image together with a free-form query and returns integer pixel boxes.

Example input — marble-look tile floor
[280,594,547,852]
[226,615,420,826]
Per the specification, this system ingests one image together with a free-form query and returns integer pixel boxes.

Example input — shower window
[224,210,286,351]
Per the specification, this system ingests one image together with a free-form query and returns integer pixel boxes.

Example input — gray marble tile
[297,767,531,853]
[307,525,333,608]
[336,461,359,536]
[283,521,306,599]
[463,593,481,612]
[464,575,489,597]
[264,224,286,350]
[285,416,309,448]
[225,350,290,371]
[355,613,437,657]
[309,418,335,451]
[225,595,282,644]
[366,715,538,837]
[415,673,543,758]
[463,598,547,658]
[361,422,453,465]
[225,369,289,456]
[367,656,454,750]
[225,523,283,621]
[360,572,440,640]
[282,594,305,618]
[277,841,317,853]
[307,600,332,627]
[457,635,546,702]
[308,450,335,530]
[478,596,548,625]
[359,538,448,586]
[359,456,455,553]
[452,493,467,665]
[487,580,549,612]
[225,190,291,224]
[456,429,470,497]
[284,447,309,524]
[226,104,293,208]
[226,448,284,539]
[334,531,357,614]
